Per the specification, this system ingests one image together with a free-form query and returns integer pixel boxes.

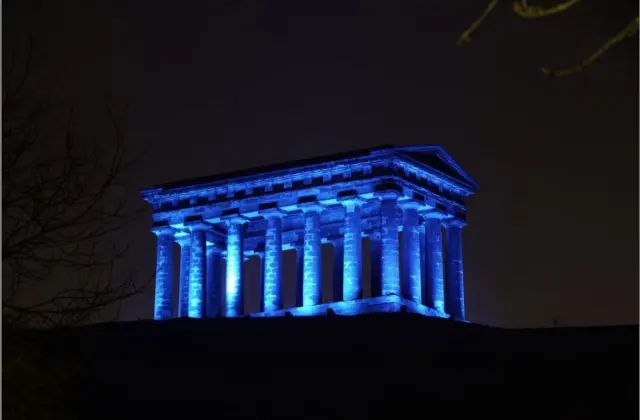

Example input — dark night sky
[5,0,638,327]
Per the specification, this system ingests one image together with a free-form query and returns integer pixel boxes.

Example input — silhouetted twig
[2,36,149,328]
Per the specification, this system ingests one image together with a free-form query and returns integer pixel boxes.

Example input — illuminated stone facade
[141,145,478,321]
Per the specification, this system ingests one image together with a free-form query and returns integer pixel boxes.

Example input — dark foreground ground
[4,314,638,419]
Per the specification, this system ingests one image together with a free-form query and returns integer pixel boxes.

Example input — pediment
[394,146,478,192]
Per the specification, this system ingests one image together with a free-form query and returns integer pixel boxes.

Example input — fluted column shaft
[401,206,422,303]
[153,229,175,320]
[205,244,222,317]
[188,227,206,318]
[303,211,322,306]
[424,217,445,312]
[263,216,283,312]
[445,221,465,320]
[380,198,400,296]
[176,236,191,318]
[332,239,344,302]
[343,203,362,301]
[225,221,245,317]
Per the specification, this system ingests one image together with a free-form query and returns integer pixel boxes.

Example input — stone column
[332,238,344,302]
[188,225,207,318]
[225,219,245,317]
[444,220,466,320]
[380,197,400,297]
[295,243,304,307]
[175,235,191,318]
[401,203,422,304]
[342,201,363,301]
[424,215,445,313]
[302,208,322,306]
[153,227,175,320]
[263,213,283,312]
[370,233,382,297]
[205,242,222,318]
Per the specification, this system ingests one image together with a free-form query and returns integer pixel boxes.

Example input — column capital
[375,191,400,201]
[443,218,467,229]
[258,201,288,219]
[151,224,176,237]
[222,216,248,228]
[174,233,191,247]
[338,195,365,212]
[262,209,288,220]
[184,218,212,232]
[397,200,421,211]
[421,211,447,221]
[298,200,325,214]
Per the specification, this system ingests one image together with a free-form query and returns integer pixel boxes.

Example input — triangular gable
[394,145,479,192]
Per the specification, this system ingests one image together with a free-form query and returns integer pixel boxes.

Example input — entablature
[142,154,474,215]
[149,175,466,229]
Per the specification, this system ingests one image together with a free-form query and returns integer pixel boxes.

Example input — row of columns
[153,199,465,321]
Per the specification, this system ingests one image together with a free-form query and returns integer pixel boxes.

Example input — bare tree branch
[3,35,148,329]
[457,0,500,46]
[457,1,638,78]
[542,15,639,77]
[512,0,582,19]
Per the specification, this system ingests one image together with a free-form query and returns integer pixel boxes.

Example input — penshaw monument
[141,145,478,321]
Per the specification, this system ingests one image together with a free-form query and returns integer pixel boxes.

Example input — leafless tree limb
[457,0,500,46]
[458,1,638,77]
[3,36,149,328]
[512,0,582,19]
[542,16,639,77]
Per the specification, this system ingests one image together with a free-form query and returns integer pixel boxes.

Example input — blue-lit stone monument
[141,145,478,321]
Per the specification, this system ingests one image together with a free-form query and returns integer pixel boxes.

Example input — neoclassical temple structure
[141,145,478,321]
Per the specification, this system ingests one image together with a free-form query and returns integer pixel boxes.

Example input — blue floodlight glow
[380,198,400,297]
[263,216,283,312]
[143,145,476,322]
[445,222,465,320]
[226,222,244,317]
[153,230,174,320]
[402,206,422,303]
[302,211,322,306]
[342,203,363,301]
[424,217,445,313]
[176,237,191,317]
[188,229,206,318]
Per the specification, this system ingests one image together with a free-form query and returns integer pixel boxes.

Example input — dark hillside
[5,314,638,419]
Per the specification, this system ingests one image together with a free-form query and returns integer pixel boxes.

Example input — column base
[249,295,460,320]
